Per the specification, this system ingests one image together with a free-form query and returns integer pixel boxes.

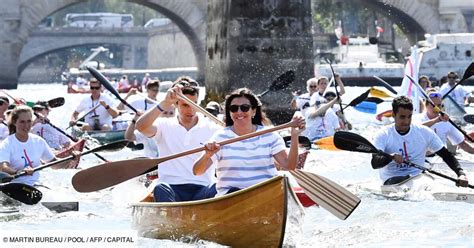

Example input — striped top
[210,125,286,196]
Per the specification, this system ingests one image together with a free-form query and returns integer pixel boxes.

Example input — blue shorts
[153,183,217,202]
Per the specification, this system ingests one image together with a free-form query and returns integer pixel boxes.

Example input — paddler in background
[416,89,474,154]
[371,96,469,187]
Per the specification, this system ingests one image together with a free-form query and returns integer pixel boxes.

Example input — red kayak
[54,139,86,169]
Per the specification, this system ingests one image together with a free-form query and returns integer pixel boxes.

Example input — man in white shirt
[417,89,474,154]
[70,79,119,131]
[136,78,221,202]
[439,71,470,109]
[371,96,468,186]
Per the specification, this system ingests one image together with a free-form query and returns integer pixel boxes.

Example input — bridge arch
[362,0,440,43]
[17,0,206,81]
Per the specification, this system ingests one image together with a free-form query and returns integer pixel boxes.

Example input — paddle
[0,140,129,184]
[348,101,377,114]
[314,136,339,151]
[333,131,474,189]
[1,90,26,105]
[176,91,225,126]
[46,97,65,108]
[341,89,370,111]
[0,182,43,205]
[34,113,109,162]
[283,136,312,150]
[87,66,139,113]
[67,104,101,130]
[369,87,394,98]
[372,75,398,95]
[257,70,295,98]
[326,59,351,129]
[441,62,474,99]
[405,74,473,142]
[72,120,302,192]
[464,114,474,124]
[365,97,385,104]
[289,169,360,220]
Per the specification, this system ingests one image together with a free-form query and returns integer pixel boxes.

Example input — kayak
[132,176,304,247]
[54,139,86,169]
[72,126,125,145]
[363,173,474,204]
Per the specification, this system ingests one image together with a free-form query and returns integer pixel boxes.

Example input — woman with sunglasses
[290,77,319,117]
[417,89,474,154]
[193,88,305,196]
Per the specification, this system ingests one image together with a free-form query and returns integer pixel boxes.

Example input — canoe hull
[131,176,303,247]
[54,139,86,169]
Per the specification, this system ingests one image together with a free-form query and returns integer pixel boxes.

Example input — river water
[1,83,473,248]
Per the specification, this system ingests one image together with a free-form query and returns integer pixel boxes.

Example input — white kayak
[361,173,474,204]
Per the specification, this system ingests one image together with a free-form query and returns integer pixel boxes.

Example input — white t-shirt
[373,124,444,182]
[416,113,464,146]
[75,95,116,128]
[303,106,340,141]
[134,130,158,158]
[439,84,469,107]
[0,123,9,141]
[31,123,70,150]
[295,93,312,117]
[152,114,221,186]
[209,126,285,196]
[0,134,55,185]
[309,92,327,107]
[128,98,156,113]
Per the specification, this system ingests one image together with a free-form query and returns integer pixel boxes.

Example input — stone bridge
[0,0,472,88]
[19,28,150,73]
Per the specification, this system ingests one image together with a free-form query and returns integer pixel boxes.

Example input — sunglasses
[428,92,441,98]
[448,76,458,79]
[309,85,317,88]
[177,80,199,87]
[229,104,252,113]
[90,86,101,90]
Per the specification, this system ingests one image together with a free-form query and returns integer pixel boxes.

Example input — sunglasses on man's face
[229,104,252,113]
[90,86,101,90]
[448,76,458,79]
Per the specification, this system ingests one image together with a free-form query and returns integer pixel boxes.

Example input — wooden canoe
[54,139,86,169]
[131,176,304,247]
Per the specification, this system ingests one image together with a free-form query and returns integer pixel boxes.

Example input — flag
[399,46,423,113]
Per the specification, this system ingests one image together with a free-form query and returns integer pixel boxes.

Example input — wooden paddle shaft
[176,91,225,126]
[155,121,295,164]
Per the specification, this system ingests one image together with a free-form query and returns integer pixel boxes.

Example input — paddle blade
[464,114,474,124]
[283,136,312,150]
[353,101,377,114]
[1,183,43,205]
[365,97,384,104]
[72,158,159,192]
[314,136,339,151]
[372,75,398,95]
[47,97,65,108]
[86,66,120,98]
[269,70,295,91]
[333,131,378,153]
[370,87,393,98]
[461,62,474,81]
[348,89,370,107]
[290,170,360,220]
